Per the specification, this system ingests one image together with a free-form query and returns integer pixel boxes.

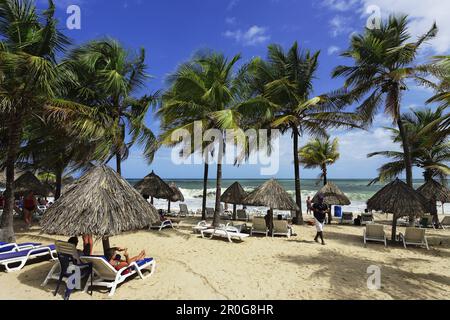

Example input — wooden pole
[233,204,237,220]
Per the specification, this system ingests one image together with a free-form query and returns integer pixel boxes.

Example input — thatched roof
[168,182,184,202]
[134,171,174,199]
[312,182,351,206]
[417,180,450,203]
[243,179,299,211]
[14,171,52,197]
[367,179,429,217]
[0,169,25,188]
[221,182,247,204]
[40,165,160,237]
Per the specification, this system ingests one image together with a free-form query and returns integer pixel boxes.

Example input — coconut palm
[242,42,360,224]
[368,106,450,184]
[66,39,158,175]
[0,0,80,242]
[332,15,438,188]
[298,137,340,186]
[159,51,246,226]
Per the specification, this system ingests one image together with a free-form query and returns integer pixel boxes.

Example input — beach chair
[80,256,156,297]
[363,224,387,247]
[0,244,57,272]
[149,219,175,231]
[226,222,247,233]
[201,226,249,243]
[206,207,215,219]
[192,220,211,234]
[398,228,430,250]
[419,215,435,229]
[361,213,374,226]
[0,241,42,254]
[236,209,248,222]
[250,217,269,237]
[439,216,450,230]
[179,203,190,217]
[272,220,292,238]
[341,212,354,225]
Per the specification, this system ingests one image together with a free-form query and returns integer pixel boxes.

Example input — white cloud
[227,0,240,11]
[225,17,237,25]
[329,15,353,37]
[321,0,359,11]
[224,25,271,46]
[327,45,340,55]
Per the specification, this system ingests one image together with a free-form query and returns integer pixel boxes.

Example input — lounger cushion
[0,245,56,261]
[0,242,41,253]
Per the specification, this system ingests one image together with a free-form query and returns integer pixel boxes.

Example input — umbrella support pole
[102,237,111,257]
[233,204,237,220]
[391,215,398,242]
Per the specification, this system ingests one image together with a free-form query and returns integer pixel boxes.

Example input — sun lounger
[236,209,248,222]
[419,215,435,229]
[398,228,429,250]
[438,216,450,229]
[179,203,190,217]
[150,219,175,231]
[341,212,354,225]
[201,226,249,243]
[363,224,387,247]
[0,244,57,272]
[250,217,268,237]
[0,241,42,254]
[206,207,215,219]
[226,222,247,233]
[272,220,292,238]
[80,256,156,296]
[361,213,374,225]
[192,220,211,233]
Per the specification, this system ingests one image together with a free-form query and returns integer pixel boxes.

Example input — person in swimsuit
[23,191,37,227]
[312,194,329,245]
[82,234,93,256]
[306,196,313,215]
[106,247,146,271]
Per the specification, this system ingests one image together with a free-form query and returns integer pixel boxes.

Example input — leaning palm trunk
[322,165,328,186]
[0,113,24,242]
[213,145,224,227]
[292,128,303,225]
[54,166,63,200]
[201,150,209,220]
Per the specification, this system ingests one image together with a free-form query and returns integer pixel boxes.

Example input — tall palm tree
[298,137,340,186]
[67,39,158,175]
[159,52,246,226]
[243,42,360,224]
[0,0,78,242]
[333,15,438,188]
[368,106,450,184]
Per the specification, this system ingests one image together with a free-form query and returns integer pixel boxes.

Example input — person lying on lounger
[106,247,146,271]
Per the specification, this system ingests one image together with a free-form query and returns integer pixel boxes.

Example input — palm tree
[159,52,246,226]
[332,15,438,188]
[0,0,78,242]
[298,137,340,186]
[368,106,450,184]
[67,39,158,175]
[243,42,360,224]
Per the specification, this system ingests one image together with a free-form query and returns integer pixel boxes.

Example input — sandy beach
[1,214,449,300]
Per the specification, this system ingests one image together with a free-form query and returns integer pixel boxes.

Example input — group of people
[67,235,146,271]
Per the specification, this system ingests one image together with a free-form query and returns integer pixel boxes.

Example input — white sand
[1,214,449,300]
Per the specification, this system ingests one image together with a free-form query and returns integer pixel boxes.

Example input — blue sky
[38,0,449,179]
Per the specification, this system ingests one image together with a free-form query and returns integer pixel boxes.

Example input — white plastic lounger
[0,245,57,272]
[201,227,249,243]
[0,241,42,254]
[250,217,268,237]
[439,216,450,230]
[193,220,211,234]
[399,228,429,250]
[150,219,175,231]
[179,204,190,217]
[341,212,354,225]
[80,256,156,296]
[206,207,215,219]
[363,224,387,247]
[272,220,292,238]
[236,209,248,222]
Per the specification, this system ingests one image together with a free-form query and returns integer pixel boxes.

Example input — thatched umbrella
[40,165,160,255]
[367,178,429,241]
[134,171,174,205]
[243,179,299,234]
[13,171,52,197]
[221,182,247,220]
[0,169,25,188]
[312,182,351,222]
[417,179,450,214]
[167,182,184,213]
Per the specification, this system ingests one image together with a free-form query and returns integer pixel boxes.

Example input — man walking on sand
[313,194,329,245]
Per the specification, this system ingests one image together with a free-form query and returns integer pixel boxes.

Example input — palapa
[244,179,299,211]
[40,165,160,238]
[221,182,247,220]
[312,182,351,206]
[167,182,184,213]
[367,178,429,241]
[13,171,52,197]
[134,171,174,204]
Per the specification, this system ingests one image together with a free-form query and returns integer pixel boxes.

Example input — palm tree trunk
[54,166,63,200]
[0,114,24,243]
[116,153,122,176]
[396,119,413,188]
[391,214,398,242]
[213,143,224,227]
[201,160,209,221]
[292,128,303,225]
[323,165,328,186]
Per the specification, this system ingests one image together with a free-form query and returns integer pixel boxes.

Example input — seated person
[106,247,146,272]
[67,237,84,262]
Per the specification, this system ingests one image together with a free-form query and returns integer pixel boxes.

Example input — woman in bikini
[106,247,146,271]
[23,191,37,227]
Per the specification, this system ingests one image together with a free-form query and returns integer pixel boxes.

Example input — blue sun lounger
[0,244,57,272]
[0,241,43,254]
